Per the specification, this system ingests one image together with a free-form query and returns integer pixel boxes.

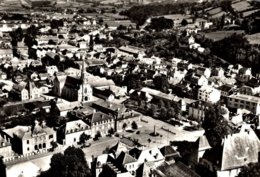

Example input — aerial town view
[0,0,260,176]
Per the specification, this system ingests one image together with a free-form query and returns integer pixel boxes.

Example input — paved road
[120,113,204,148]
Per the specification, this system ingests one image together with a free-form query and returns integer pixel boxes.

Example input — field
[246,33,260,45]
[201,30,245,42]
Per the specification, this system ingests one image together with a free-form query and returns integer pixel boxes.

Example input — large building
[57,120,90,145]
[52,56,93,103]
[227,93,260,114]
[0,121,56,155]
[201,126,260,177]
[198,85,221,103]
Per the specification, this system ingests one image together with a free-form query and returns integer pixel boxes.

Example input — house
[10,81,42,101]
[239,85,257,96]
[93,87,115,102]
[218,84,236,98]
[159,145,181,163]
[57,119,90,145]
[244,77,260,95]
[92,154,115,177]
[211,67,224,77]
[109,139,137,156]
[92,100,127,119]
[201,127,260,177]
[186,74,208,87]
[94,85,127,100]
[171,58,183,67]
[0,49,13,59]
[129,147,164,167]
[118,45,146,59]
[135,161,155,177]
[237,67,252,82]
[54,101,80,117]
[64,67,81,78]
[0,132,13,158]
[188,101,209,121]
[177,62,193,71]
[115,151,138,175]
[97,151,135,177]
[227,93,260,114]
[85,112,115,137]
[198,85,221,103]
[168,69,187,86]
[46,65,58,76]
[0,121,56,155]
[195,67,211,78]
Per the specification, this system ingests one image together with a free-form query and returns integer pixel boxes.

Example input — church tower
[79,52,92,103]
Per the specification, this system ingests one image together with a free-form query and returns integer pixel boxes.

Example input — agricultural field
[201,30,245,42]
[246,33,260,45]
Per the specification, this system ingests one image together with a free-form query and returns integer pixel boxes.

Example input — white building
[198,85,221,103]
[227,93,260,115]
[58,120,90,145]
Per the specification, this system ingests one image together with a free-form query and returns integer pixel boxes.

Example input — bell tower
[80,52,92,103]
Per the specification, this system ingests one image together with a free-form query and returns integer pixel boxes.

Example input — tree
[50,141,58,152]
[160,107,167,120]
[149,104,157,117]
[131,121,138,130]
[94,131,101,140]
[153,75,169,93]
[38,146,91,177]
[181,19,188,26]
[145,17,173,32]
[202,105,232,147]
[79,133,90,145]
[237,162,260,177]
[108,128,115,135]
[122,123,127,131]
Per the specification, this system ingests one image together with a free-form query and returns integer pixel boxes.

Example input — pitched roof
[63,120,89,134]
[91,112,113,124]
[64,76,82,90]
[197,135,211,151]
[129,147,164,162]
[221,128,260,170]
[155,161,201,177]
[160,145,180,157]
[136,162,155,177]
[203,127,260,171]
[116,151,137,165]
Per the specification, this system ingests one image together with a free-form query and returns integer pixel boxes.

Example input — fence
[3,146,63,166]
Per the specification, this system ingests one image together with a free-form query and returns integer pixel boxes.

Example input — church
[52,54,93,103]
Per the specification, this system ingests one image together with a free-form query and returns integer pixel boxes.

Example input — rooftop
[229,94,260,103]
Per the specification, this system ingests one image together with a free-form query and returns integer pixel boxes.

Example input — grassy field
[246,33,260,45]
[201,30,245,42]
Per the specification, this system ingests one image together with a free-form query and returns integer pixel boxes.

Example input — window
[74,138,76,142]
[27,147,30,151]
[27,140,29,144]
[49,135,53,139]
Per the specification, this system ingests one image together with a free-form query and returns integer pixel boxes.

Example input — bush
[131,121,138,129]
